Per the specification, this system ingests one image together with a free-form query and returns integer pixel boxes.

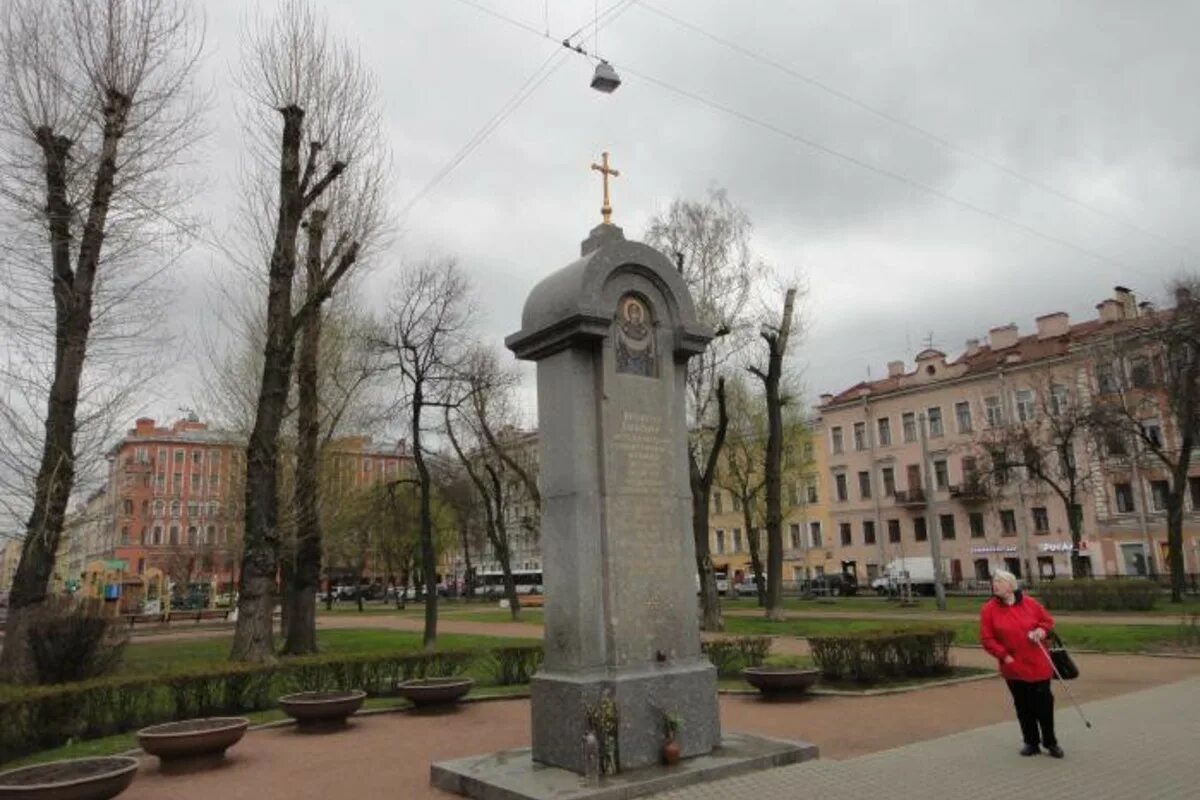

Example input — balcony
[122,456,153,474]
[949,480,989,503]
[893,488,927,508]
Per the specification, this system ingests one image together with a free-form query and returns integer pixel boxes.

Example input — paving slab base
[430,732,817,800]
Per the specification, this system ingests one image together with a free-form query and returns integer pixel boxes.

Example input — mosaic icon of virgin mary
[615,295,656,377]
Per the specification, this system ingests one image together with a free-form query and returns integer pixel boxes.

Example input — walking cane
[1038,640,1093,729]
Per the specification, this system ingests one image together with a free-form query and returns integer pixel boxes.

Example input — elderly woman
[980,569,1063,758]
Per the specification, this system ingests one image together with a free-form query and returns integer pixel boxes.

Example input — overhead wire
[637,2,1199,262]
[451,0,1165,282]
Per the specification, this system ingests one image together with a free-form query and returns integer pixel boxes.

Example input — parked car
[714,572,730,596]
[735,578,765,597]
[805,573,858,597]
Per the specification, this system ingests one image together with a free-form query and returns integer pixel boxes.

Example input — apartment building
[817,287,1200,584]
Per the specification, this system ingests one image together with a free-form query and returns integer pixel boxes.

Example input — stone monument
[430,154,815,800]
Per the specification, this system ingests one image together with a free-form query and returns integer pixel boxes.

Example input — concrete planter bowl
[396,677,474,708]
[278,690,366,731]
[0,756,139,800]
[137,717,249,768]
[742,667,820,697]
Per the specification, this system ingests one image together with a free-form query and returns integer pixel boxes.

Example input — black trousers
[1006,679,1057,747]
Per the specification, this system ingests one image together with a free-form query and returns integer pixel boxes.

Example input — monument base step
[429,731,818,800]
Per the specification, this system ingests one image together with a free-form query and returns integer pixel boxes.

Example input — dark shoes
[1020,744,1041,756]
[1046,745,1064,759]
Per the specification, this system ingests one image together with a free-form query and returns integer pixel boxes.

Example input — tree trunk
[0,96,131,681]
[744,503,766,608]
[1167,491,1186,603]
[460,526,475,599]
[232,105,307,663]
[688,379,728,632]
[757,289,796,622]
[412,389,438,650]
[282,211,327,655]
[485,465,521,621]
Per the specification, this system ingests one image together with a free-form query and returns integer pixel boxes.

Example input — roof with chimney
[819,287,1166,409]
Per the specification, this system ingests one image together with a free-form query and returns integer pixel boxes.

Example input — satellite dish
[590,60,621,93]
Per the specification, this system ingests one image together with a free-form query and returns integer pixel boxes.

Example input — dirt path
[117,650,1199,800]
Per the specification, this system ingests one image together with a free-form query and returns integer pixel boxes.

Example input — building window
[1000,509,1017,536]
[1130,357,1152,388]
[120,526,130,544]
[961,455,978,482]
[839,522,852,546]
[157,447,167,464]
[170,500,180,517]
[1032,506,1050,533]
[169,525,179,545]
[788,482,800,506]
[191,450,202,466]
[1015,389,1035,422]
[713,492,723,515]
[173,472,182,493]
[806,481,818,504]
[1150,480,1169,511]
[190,473,201,491]
[934,459,949,491]
[853,422,866,451]
[187,501,198,518]
[974,559,991,581]
[877,417,891,446]
[1190,476,1200,510]
[955,401,972,433]
[863,520,876,545]
[887,518,901,543]
[733,529,743,553]
[174,449,184,464]
[914,517,928,542]
[790,523,802,549]
[969,512,985,538]
[154,500,164,516]
[732,494,742,512]
[122,499,134,515]
[902,413,917,443]
[210,473,220,489]
[140,500,148,516]
[1096,363,1118,394]
[985,396,1003,427]
[1114,482,1135,513]
[831,426,844,455]
[152,526,162,545]
[835,473,848,502]
[881,467,896,497]
[809,522,823,548]
[715,529,725,554]
[210,449,221,466]
[1105,431,1128,457]
[1050,384,1070,416]
[940,514,956,540]
[858,471,872,500]
[1142,422,1163,449]
[186,526,196,545]
[927,407,943,438]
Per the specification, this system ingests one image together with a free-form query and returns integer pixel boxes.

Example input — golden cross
[590,151,620,225]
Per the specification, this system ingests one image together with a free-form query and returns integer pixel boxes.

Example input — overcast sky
[143,0,1200,426]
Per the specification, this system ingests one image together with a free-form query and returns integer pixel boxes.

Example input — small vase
[662,738,681,765]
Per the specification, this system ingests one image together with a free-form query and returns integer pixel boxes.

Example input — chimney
[1035,312,1070,340]
[988,324,1019,350]
[134,418,156,435]
[1097,299,1123,323]
[965,338,981,357]
[1175,285,1193,308]
[1114,286,1136,319]
[819,393,834,406]
[887,360,905,378]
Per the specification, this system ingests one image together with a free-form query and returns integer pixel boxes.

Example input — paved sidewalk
[656,677,1200,800]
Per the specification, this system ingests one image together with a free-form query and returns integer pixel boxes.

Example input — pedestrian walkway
[655,677,1200,800]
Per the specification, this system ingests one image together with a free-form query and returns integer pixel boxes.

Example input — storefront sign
[1039,541,1089,553]
[970,545,1018,554]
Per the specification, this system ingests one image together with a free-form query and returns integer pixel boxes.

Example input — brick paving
[655,677,1200,800]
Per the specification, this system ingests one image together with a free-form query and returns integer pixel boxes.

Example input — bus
[475,569,544,597]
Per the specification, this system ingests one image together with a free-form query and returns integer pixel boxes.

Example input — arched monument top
[505,223,712,361]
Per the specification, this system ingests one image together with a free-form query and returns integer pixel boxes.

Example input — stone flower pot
[137,717,249,768]
[395,677,474,708]
[278,690,366,731]
[0,756,139,800]
[741,666,820,697]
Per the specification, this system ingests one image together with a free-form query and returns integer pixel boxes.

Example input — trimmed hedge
[807,627,954,683]
[1035,580,1159,612]
[0,648,490,765]
[487,646,544,685]
[701,636,772,677]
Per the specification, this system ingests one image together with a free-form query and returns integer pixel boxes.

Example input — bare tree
[644,187,763,631]
[0,0,204,681]
[1088,282,1200,602]
[749,287,798,621]
[976,370,1095,579]
[231,0,380,662]
[373,259,474,649]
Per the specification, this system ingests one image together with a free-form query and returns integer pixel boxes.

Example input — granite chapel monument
[431,153,813,800]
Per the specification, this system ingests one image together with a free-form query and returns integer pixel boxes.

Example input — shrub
[27,599,128,685]
[0,648,486,764]
[487,646,543,685]
[807,627,955,683]
[702,636,772,677]
[1035,580,1159,612]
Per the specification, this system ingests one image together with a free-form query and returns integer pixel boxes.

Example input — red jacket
[979,591,1055,682]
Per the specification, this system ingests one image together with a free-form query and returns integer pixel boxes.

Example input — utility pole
[918,412,947,611]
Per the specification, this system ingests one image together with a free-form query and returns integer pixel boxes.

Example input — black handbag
[1045,631,1079,680]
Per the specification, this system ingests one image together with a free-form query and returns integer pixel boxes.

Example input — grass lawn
[721,615,1190,653]
[719,595,1200,616]
[119,629,537,677]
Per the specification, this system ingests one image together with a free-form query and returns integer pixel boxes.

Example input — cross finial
[590,151,620,225]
